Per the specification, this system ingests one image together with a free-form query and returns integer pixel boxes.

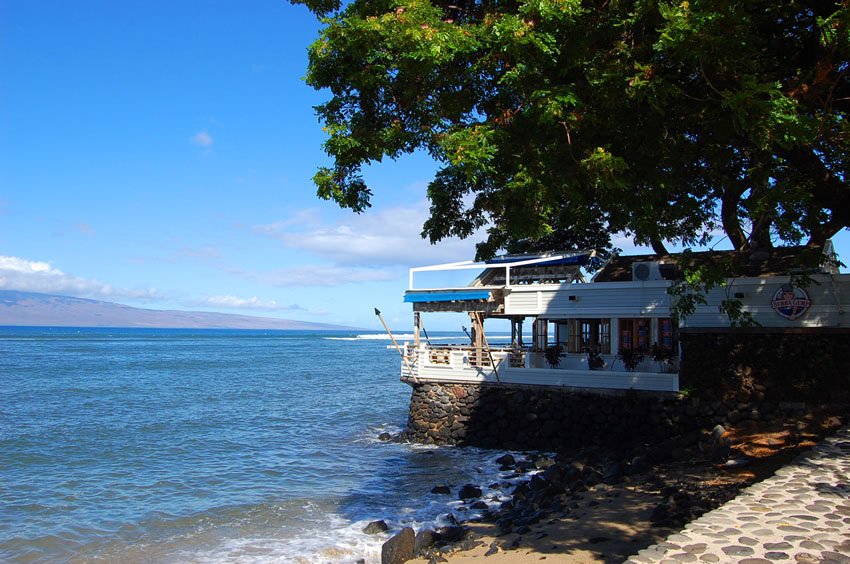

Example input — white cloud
[191,131,214,147]
[0,256,159,300]
[196,294,303,311]
[255,202,479,267]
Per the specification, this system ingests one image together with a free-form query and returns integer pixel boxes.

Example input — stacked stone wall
[402,330,850,450]
[679,329,850,403]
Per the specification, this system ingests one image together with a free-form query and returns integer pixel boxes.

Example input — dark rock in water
[470,500,488,510]
[534,455,555,469]
[414,529,441,556]
[430,485,451,495]
[528,475,548,491]
[542,464,563,484]
[436,525,467,543]
[378,432,393,442]
[363,520,389,534]
[382,527,415,564]
[495,454,516,466]
[458,484,482,499]
[443,513,460,526]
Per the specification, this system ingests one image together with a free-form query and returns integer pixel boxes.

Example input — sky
[1,1,848,332]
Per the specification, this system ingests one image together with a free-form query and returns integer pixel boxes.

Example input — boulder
[458,484,482,499]
[436,525,467,543]
[363,520,389,534]
[430,485,451,495]
[413,529,441,556]
[495,454,516,466]
[381,527,415,564]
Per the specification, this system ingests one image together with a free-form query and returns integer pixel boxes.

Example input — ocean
[0,328,521,563]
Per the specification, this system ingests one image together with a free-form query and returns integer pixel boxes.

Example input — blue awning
[404,290,491,303]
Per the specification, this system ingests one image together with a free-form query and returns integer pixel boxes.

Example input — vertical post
[517,317,524,348]
[414,311,421,348]
[510,319,517,347]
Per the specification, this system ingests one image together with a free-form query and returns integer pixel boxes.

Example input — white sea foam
[324,334,418,341]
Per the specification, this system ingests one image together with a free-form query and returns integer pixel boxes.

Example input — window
[555,319,611,354]
[658,318,677,351]
[619,318,651,351]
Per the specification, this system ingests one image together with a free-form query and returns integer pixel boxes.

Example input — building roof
[592,245,835,283]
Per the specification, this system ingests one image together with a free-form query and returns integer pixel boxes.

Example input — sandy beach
[404,410,846,564]
[409,486,676,563]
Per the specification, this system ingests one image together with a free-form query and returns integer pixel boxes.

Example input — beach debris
[363,520,389,534]
[458,484,482,499]
[381,527,415,564]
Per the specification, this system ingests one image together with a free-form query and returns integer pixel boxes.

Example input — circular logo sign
[771,285,811,320]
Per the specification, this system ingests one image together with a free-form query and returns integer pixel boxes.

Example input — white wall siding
[505,281,672,318]
[503,274,849,329]
[684,274,849,328]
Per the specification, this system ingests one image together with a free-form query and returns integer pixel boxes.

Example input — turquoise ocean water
[0,328,517,563]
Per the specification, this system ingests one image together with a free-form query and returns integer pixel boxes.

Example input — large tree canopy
[294,0,849,260]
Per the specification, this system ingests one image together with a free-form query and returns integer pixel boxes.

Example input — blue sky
[1,1,848,331]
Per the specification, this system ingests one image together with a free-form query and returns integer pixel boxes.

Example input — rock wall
[401,381,809,451]
[678,329,850,403]
[402,329,850,450]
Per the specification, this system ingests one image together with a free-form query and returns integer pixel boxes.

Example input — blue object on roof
[404,290,491,303]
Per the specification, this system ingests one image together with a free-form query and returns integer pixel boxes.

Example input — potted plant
[650,342,675,372]
[544,345,565,368]
[616,348,645,372]
[585,347,605,371]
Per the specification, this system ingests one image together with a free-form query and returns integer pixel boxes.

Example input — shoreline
[384,407,847,563]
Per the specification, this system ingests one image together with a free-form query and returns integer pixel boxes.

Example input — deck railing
[402,342,677,375]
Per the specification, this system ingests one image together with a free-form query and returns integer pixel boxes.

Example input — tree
[293,0,849,260]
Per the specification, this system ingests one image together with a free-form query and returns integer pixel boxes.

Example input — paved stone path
[626,426,850,563]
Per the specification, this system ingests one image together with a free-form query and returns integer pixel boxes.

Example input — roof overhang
[403,290,491,303]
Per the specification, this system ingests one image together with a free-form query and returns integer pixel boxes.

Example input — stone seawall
[401,330,850,451]
[679,328,850,403]
[401,382,808,452]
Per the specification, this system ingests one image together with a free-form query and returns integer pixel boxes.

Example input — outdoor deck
[401,343,680,392]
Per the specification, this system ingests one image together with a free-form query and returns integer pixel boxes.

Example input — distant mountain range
[0,290,361,330]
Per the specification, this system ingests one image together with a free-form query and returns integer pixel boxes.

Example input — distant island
[0,290,362,330]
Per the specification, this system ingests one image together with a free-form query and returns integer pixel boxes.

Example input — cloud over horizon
[193,294,305,311]
[0,256,160,301]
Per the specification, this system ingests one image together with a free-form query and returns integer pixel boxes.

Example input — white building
[399,243,848,393]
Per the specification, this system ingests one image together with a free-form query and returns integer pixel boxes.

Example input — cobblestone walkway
[626,426,850,563]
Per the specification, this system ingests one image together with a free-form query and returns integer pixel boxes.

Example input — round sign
[771,285,811,320]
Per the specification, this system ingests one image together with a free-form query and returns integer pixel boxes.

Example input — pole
[476,312,501,383]
[375,308,418,383]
